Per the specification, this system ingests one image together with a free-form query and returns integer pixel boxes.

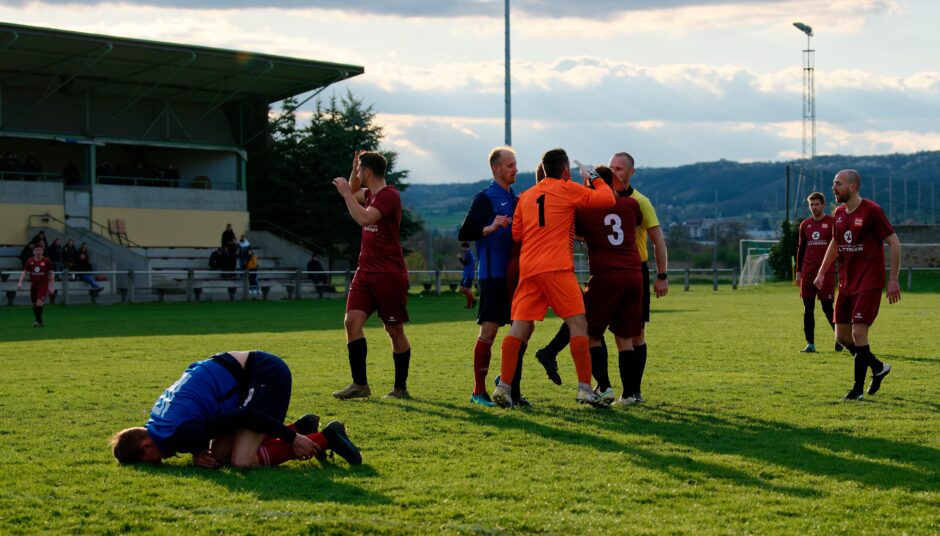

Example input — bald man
[814,169,901,401]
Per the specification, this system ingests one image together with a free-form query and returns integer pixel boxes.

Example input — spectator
[23,152,43,179]
[47,238,63,271]
[19,243,34,267]
[78,242,90,259]
[4,151,21,181]
[96,159,113,183]
[209,247,226,270]
[73,253,103,292]
[0,151,12,179]
[225,238,239,276]
[307,253,328,299]
[63,158,81,185]
[245,248,260,295]
[30,230,47,249]
[221,224,236,249]
[164,163,180,187]
[238,234,251,269]
[62,239,79,271]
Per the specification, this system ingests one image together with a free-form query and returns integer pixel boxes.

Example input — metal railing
[29,212,141,249]
[96,174,237,190]
[0,171,63,182]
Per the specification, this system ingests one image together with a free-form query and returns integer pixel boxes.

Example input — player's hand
[193,450,220,469]
[349,151,361,182]
[813,273,825,289]
[886,280,901,304]
[493,215,509,228]
[291,433,321,460]
[332,177,353,198]
[794,272,801,286]
[579,167,593,182]
[654,278,668,298]
[16,283,22,290]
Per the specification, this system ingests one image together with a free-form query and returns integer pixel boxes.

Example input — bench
[2,285,102,306]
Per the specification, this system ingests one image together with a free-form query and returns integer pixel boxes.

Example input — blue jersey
[460,249,475,279]
[146,358,240,454]
[458,181,516,280]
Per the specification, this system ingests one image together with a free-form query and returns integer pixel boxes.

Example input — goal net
[740,253,770,286]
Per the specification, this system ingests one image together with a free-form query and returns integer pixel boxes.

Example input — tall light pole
[793,21,815,219]
[504,0,512,146]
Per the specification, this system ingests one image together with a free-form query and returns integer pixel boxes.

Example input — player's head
[32,245,43,258]
[807,192,825,217]
[541,148,570,180]
[609,152,636,190]
[110,427,162,464]
[358,151,387,183]
[488,146,517,187]
[832,169,861,204]
[461,242,470,249]
[595,165,617,191]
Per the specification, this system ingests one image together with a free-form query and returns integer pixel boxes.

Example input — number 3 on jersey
[604,213,624,245]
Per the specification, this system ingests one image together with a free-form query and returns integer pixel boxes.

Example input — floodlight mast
[504,0,511,146]
[793,21,816,219]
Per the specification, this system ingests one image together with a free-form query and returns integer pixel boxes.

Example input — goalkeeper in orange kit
[491,148,615,408]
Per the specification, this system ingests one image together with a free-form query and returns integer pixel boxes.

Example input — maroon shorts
[30,284,49,305]
[583,271,644,340]
[834,288,882,325]
[801,271,835,301]
[346,270,410,325]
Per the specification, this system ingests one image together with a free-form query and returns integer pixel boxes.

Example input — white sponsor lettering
[364,224,378,233]
[152,372,192,418]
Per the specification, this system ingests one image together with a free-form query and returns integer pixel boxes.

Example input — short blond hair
[807,192,825,203]
[488,146,515,167]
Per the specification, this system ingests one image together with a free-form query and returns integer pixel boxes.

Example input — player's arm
[648,226,669,297]
[813,239,838,289]
[458,194,502,241]
[16,268,26,289]
[347,151,367,204]
[333,178,382,226]
[885,233,901,304]
[511,199,524,243]
[795,223,807,284]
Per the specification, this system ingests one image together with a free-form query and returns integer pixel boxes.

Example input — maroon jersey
[797,215,835,275]
[358,186,407,273]
[575,195,643,274]
[833,199,894,295]
[24,256,54,285]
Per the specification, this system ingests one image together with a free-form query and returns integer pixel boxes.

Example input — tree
[247,91,423,267]
[768,220,797,281]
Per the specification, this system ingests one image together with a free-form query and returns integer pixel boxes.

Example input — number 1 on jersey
[536,194,546,227]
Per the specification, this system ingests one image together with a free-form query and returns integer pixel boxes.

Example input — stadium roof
[0,21,364,107]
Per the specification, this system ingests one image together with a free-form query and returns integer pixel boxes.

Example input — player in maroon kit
[17,244,55,327]
[814,170,901,401]
[331,151,413,400]
[574,165,645,405]
[795,192,841,353]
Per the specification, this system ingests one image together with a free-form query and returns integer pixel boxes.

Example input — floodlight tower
[504,0,512,146]
[793,22,816,215]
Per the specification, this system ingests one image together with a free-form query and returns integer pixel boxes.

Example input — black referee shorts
[641,261,651,323]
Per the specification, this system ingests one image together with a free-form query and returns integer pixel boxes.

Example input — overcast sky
[3,1,939,182]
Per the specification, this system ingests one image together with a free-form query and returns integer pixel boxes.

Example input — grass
[0,285,937,534]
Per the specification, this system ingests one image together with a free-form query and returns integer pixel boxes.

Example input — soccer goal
[738,239,777,286]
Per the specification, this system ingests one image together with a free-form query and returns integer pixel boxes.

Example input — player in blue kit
[110,350,361,467]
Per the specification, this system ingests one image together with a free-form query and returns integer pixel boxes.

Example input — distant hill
[402,151,940,230]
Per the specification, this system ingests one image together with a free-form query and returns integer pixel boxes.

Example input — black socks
[348,338,368,385]
[393,348,411,390]
[590,345,610,391]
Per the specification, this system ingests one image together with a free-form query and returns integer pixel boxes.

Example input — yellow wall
[0,204,66,244]
[92,207,250,247]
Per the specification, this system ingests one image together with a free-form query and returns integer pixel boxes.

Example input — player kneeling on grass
[110,350,361,467]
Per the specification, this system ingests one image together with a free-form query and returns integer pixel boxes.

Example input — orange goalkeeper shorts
[511,270,585,321]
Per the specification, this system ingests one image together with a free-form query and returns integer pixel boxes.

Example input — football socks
[393,348,411,390]
[569,335,592,385]
[590,345,611,392]
[347,338,368,386]
[473,337,493,395]
[499,335,523,386]
[633,344,648,395]
[802,297,816,344]
[618,349,636,398]
[512,343,526,399]
[820,300,835,330]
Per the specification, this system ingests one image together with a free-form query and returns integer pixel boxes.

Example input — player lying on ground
[110,350,362,467]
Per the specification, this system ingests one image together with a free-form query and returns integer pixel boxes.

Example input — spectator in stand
[19,243,34,267]
[164,163,180,187]
[221,224,236,249]
[4,151,21,181]
[225,238,240,277]
[73,252,103,292]
[23,152,43,180]
[62,239,79,272]
[0,151,12,179]
[47,238,63,271]
[307,253,328,299]
[96,159,113,183]
[30,231,47,249]
[238,234,251,269]
[209,247,226,270]
[245,248,260,295]
[63,158,81,185]
[78,242,90,259]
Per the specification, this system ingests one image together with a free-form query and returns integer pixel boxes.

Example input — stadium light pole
[793,22,815,221]
[504,0,512,146]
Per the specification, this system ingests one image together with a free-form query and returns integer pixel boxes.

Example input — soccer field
[0,285,937,534]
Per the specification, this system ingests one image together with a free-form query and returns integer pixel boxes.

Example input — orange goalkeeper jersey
[513,176,615,280]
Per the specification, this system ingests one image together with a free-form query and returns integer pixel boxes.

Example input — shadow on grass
[132,462,390,504]
[400,398,939,495]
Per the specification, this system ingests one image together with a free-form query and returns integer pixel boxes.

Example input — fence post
[127,269,135,304]
[732,268,739,290]
[712,268,719,291]
[62,269,70,306]
[295,269,302,300]
[345,270,352,297]
[186,269,194,303]
[242,270,250,300]
[435,270,441,296]
[907,267,913,291]
[684,269,690,292]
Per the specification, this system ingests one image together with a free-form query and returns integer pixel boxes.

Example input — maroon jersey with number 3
[798,215,835,275]
[358,186,407,274]
[833,199,894,295]
[575,196,643,274]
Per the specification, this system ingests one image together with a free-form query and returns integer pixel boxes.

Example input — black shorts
[461,277,474,289]
[477,277,511,326]
[641,261,651,323]
[241,351,292,422]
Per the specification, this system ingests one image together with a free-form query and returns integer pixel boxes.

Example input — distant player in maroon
[795,192,839,353]
[331,150,412,400]
[574,165,644,405]
[814,169,901,401]
[17,244,55,327]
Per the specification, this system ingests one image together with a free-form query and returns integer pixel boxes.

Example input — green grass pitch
[0,284,937,534]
